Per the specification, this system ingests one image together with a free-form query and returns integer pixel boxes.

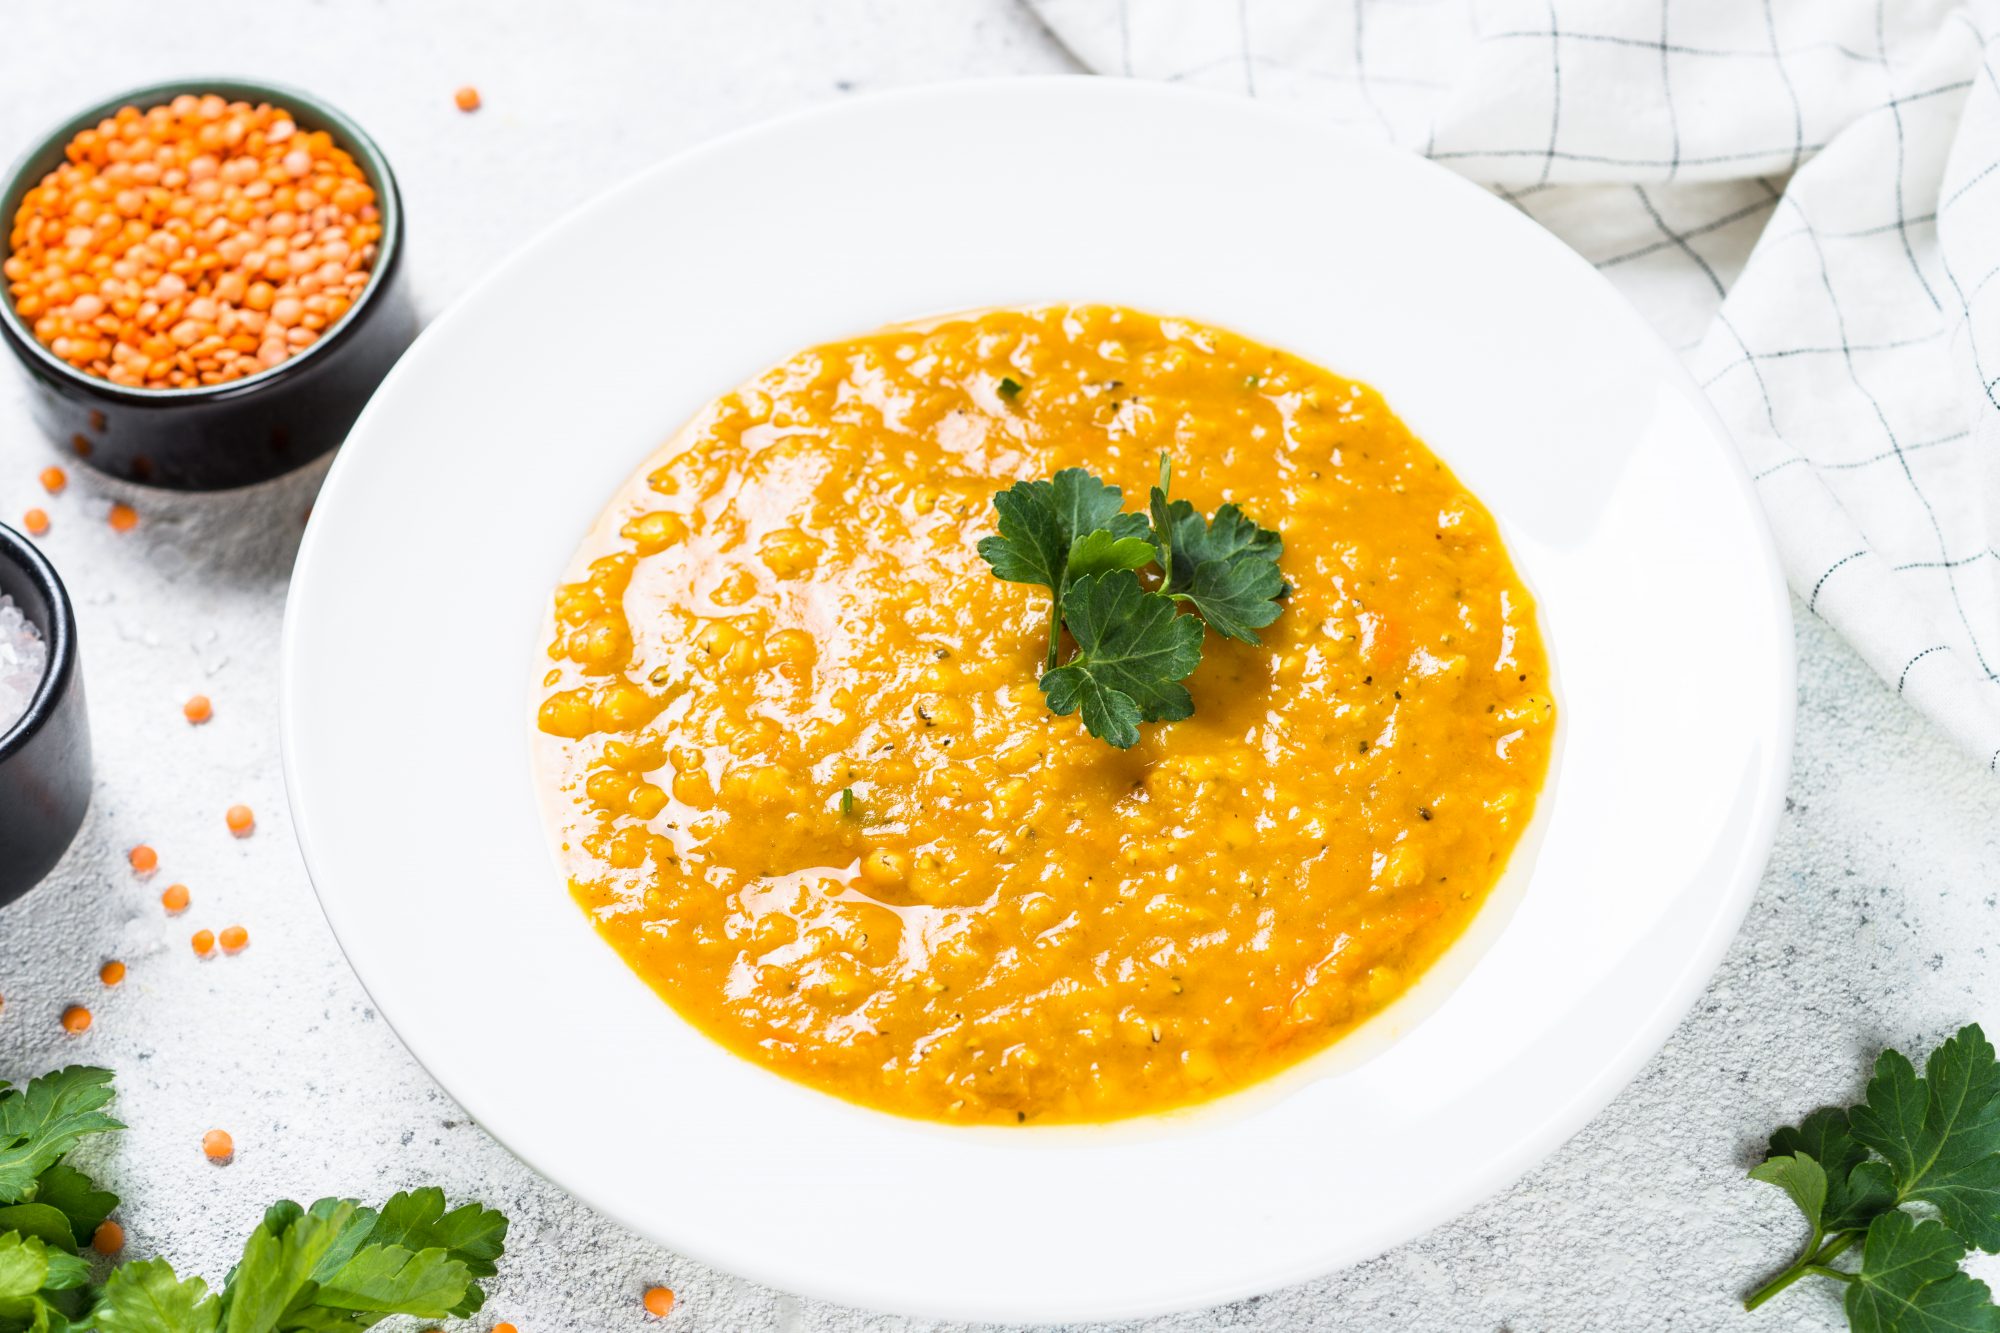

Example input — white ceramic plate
[282,79,1793,1323]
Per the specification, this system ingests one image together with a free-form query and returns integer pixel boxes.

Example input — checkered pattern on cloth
[1027,0,2000,772]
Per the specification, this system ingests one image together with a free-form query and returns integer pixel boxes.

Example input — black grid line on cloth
[1701,332,1952,389]
[1895,549,2000,572]
[1633,185,1725,297]
[1810,550,1869,611]
[1431,144,1827,168]
[1478,30,1892,64]
[1752,428,1969,481]
[1431,79,1969,171]
[1661,0,1682,183]
[1788,191,2000,680]
[1943,35,2000,412]
[1882,0,1944,313]
[1764,0,1808,175]
[1541,0,1562,187]
[1353,2,1397,138]
[1595,195,1782,269]
[1900,644,1951,691]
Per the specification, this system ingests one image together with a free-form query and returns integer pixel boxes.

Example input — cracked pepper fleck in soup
[534,305,1555,1124]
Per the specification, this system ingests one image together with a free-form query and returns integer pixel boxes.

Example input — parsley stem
[1743,1231,1860,1311]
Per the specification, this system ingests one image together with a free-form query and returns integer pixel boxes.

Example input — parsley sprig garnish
[0,1065,509,1331]
[977,455,1284,748]
[1745,1023,2000,1329]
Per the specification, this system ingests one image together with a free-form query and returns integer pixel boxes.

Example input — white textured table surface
[3,5,1998,1331]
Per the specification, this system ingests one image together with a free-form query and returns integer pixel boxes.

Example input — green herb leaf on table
[0,1064,510,1333]
[1745,1024,2000,1329]
[87,1257,220,1333]
[1846,1211,2000,1333]
[1039,571,1203,749]
[1766,1107,1898,1236]
[0,1068,121,1201]
[1849,1025,2000,1251]
[31,1163,117,1249]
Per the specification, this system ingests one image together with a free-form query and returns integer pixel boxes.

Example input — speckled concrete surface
[2,5,1998,1331]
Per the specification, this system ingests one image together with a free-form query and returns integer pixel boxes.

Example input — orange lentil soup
[534,305,1554,1124]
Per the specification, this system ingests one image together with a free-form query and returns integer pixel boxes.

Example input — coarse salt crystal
[0,594,48,737]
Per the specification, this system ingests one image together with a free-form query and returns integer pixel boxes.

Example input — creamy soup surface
[534,305,1554,1124]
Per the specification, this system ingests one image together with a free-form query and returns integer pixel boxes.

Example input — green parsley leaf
[839,787,856,819]
[1749,1152,1830,1239]
[979,470,1149,597]
[88,1256,220,1333]
[30,1163,117,1249]
[222,1198,361,1333]
[997,375,1024,400]
[350,1187,507,1313]
[1039,571,1202,748]
[1767,1107,1897,1235]
[979,469,1152,669]
[0,1231,49,1301]
[0,1203,80,1251]
[1148,460,1285,645]
[979,459,1287,747]
[1846,1210,2000,1333]
[1064,529,1157,583]
[311,1245,472,1319]
[0,1068,121,1203]
[1850,1024,2000,1250]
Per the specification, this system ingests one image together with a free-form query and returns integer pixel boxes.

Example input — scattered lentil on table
[190,928,214,957]
[201,1128,233,1162]
[19,508,48,536]
[98,960,125,986]
[225,803,254,836]
[90,1221,123,1257]
[127,844,157,874]
[59,1005,90,1034]
[107,502,136,532]
[182,692,212,724]
[643,1287,675,1317]
[37,466,64,493]
[4,93,381,388]
[160,882,189,914]
[454,86,482,112]
[218,924,249,954]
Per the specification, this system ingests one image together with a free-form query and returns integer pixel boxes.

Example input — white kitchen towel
[1028,0,2000,772]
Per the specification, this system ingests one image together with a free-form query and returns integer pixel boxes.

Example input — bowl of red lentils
[0,80,413,490]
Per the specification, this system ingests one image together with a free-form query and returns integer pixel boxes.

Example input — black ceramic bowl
[0,522,90,908]
[0,78,414,491]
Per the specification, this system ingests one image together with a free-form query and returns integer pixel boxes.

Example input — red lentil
[38,466,64,493]
[21,509,48,536]
[183,693,212,724]
[4,95,381,390]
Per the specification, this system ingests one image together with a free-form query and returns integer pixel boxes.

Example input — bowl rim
[0,75,404,404]
[0,522,79,761]
[280,76,1799,1322]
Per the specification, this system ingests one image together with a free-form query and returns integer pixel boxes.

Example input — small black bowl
[0,78,415,491]
[0,523,91,908]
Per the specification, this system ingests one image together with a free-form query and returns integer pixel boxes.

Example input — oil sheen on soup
[534,305,1555,1125]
